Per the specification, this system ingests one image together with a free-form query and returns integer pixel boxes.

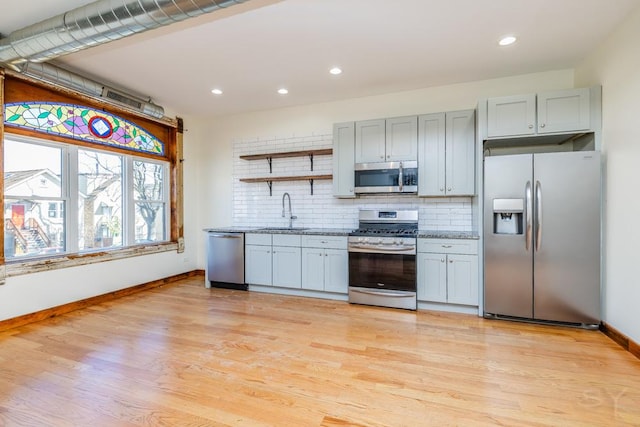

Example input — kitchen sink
[258,227,309,231]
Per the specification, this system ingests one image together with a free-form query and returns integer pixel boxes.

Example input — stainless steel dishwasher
[206,232,247,290]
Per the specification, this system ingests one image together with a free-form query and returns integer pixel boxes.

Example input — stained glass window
[3,102,164,156]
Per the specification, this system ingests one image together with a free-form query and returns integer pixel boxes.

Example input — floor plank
[0,277,639,426]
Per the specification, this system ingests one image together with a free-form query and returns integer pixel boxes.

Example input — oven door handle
[350,288,415,298]
[348,245,416,254]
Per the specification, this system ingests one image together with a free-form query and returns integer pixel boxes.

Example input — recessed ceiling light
[498,35,517,46]
[277,88,289,95]
[329,67,342,75]
[211,88,223,95]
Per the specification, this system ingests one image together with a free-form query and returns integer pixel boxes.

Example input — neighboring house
[4,168,121,257]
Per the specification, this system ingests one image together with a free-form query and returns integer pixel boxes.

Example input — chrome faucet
[282,192,297,229]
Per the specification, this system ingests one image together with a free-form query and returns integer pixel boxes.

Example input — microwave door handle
[398,162,403,191]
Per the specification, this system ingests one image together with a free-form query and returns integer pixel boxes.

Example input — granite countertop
[417,230,479,239]
[203,227,354,236]
[204,227,478,239]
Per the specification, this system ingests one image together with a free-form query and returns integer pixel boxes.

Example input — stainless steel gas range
[348,209,418,310]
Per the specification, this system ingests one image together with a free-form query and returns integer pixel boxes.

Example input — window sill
[6,242,179,277]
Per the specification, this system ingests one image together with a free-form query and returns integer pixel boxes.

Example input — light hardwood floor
[1,276,639,426]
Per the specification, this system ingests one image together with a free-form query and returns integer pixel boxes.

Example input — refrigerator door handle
[535,180,542,251]
[525,180,532,251]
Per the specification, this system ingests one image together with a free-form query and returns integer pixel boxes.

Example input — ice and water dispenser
[492,199,524,234]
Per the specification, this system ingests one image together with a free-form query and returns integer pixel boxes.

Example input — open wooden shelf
[240,149,332,172]
[239,174,332,195]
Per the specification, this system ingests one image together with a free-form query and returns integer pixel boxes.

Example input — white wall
[575,6,640,343]
[196,69,575,266]
[231,133,473,231]
[0,114,201,322]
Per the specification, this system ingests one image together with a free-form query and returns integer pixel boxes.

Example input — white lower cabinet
[245,233,302,288]
[245,244,273,286]
[417,238,479,306]
[245,233,273,286]
[301,235,348,293]
[272,245,301,288]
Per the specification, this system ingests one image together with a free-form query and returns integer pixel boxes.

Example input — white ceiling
[1,0,639,118]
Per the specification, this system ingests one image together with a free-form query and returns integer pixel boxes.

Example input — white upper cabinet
[355,116,417,163]
[487,94,536,137]
[385,116,418,161]
[417,113,446,196]
[355,119,386,163]
[487,88,591,138]
[537,88,590,134]
[418,110,475,196]
[445,110,475,196]
[333,122,356,198]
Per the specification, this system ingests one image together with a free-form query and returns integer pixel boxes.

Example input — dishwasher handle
[208,233,243,239]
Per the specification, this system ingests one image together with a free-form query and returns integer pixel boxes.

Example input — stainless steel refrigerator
[483,151,601,327]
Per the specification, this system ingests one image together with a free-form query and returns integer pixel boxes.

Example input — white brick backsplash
[232,134,473,230]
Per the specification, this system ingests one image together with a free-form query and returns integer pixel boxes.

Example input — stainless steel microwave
[354,161,418,194]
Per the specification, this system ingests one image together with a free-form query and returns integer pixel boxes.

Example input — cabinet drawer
[418,238,478,255]
[301,235,347,249]
[272,234,302,247]
[245,233,272,246]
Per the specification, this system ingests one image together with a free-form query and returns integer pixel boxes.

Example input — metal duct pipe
[19,62,166,118]
[20,62,104,97]
[0,0,249,67]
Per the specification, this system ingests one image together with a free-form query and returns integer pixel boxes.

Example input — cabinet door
[417,113,446,196]
[333,122,356,198]
[417,253,447,302]
[245,245,272,286]
[537,88,590,134]
[487,94,536,137]
[445,110,475,196]
[355,119,386,163]
[385,116,418,161]
[446,254,478,305]
[301,248,325,291]
[323,249,349,293]
[272,246,301,288]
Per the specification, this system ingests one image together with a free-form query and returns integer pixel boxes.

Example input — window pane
[78,150,122,250]
[134,161,166,243]
[4,198,65,258]
[4,139,62,198]
[135,202,166,243]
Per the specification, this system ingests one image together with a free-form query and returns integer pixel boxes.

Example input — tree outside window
[134,160,166,243]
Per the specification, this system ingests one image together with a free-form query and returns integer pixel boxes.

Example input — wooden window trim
[1,69,185,271]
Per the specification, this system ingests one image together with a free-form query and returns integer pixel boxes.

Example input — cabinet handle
[440,188,444,192]
[325,254,328,257]
[449,260,453,263]
[540,123,546,128]
[441,258,445,262]
[528,124,533,129]
[442,245,452,248]
[447,188,451,191]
